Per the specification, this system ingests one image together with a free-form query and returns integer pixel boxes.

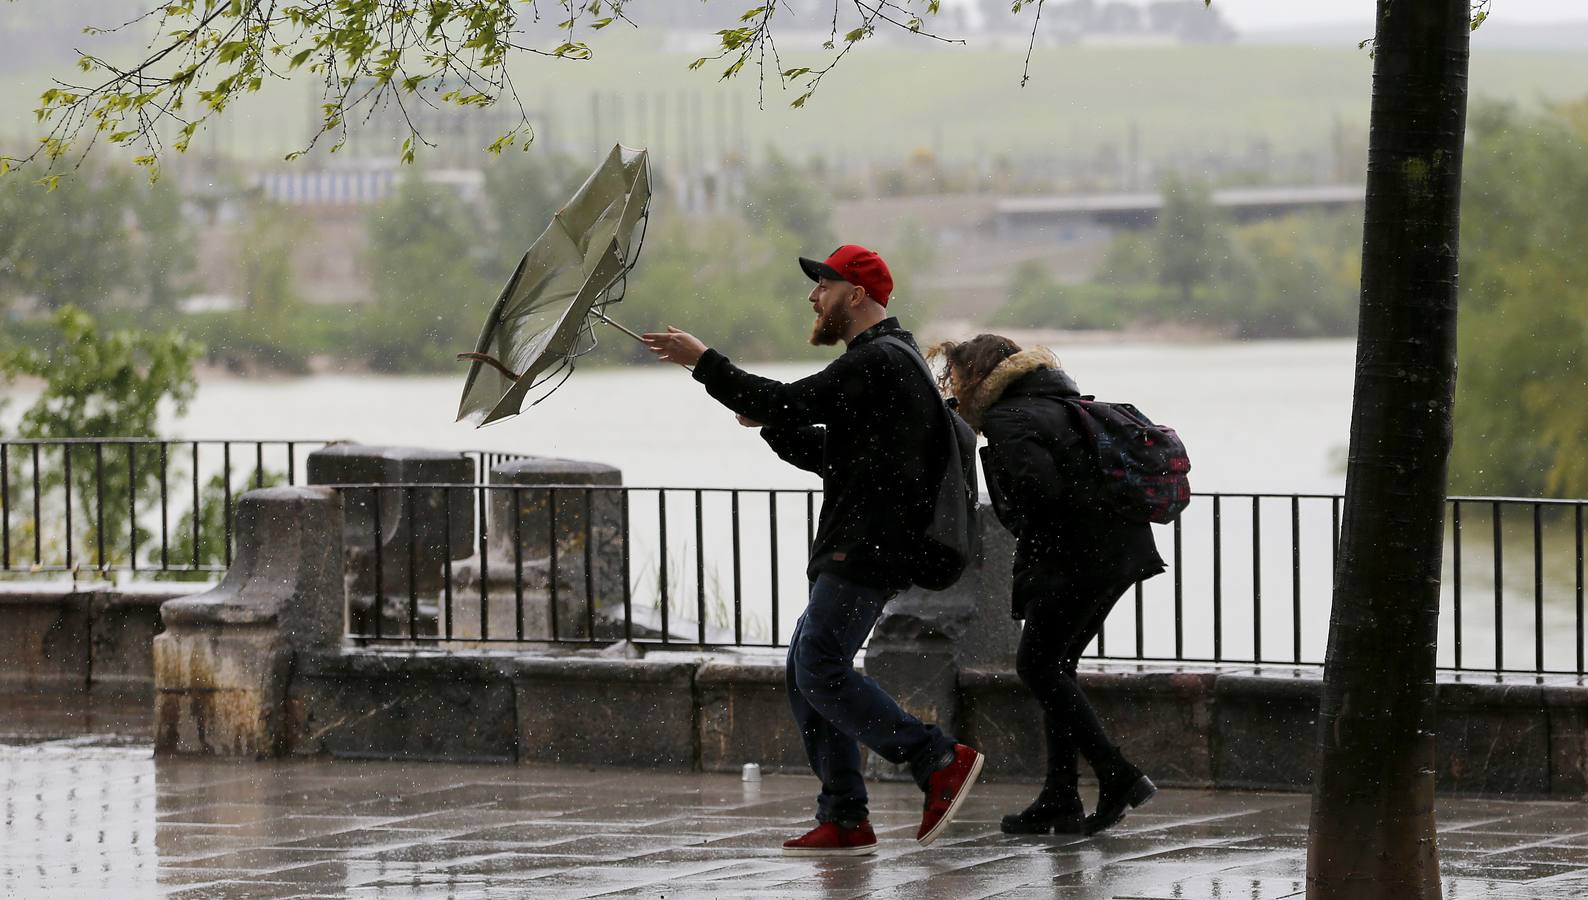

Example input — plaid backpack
[1062,397,1191,525]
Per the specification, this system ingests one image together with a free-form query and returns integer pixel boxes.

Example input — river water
[159,339,1356,493]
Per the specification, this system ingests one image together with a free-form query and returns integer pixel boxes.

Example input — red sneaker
[781,820,878,857]
[917,744,985,846]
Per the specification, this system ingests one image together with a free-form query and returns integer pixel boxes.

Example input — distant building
[621,0,1234,44]
[253,168,400,206]
[974,0,1236,44]
[993,184,1365,236]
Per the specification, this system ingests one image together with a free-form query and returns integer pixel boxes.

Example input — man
[642,244,985,856]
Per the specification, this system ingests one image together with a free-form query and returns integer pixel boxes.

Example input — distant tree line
[989,100,1588,498]
[1447,100,1588,499]
[993,176,1363,339]
[0,151,870,374]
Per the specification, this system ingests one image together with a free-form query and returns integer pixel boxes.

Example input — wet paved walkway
[5,733,1588,899]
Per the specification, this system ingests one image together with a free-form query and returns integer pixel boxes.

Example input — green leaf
[217,41,250,63]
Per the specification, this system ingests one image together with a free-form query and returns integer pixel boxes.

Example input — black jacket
[963,350,1166,619]
[692,318,945,590]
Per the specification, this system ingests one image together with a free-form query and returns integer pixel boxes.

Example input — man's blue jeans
[786,573,956,827]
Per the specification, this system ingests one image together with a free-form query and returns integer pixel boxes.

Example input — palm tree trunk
[1305,2,1470,898]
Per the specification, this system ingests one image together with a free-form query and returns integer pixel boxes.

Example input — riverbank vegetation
[994,178,1362,339]
[1447,100,1588,499]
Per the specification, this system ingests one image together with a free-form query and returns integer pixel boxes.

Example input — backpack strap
[875,334,939,394]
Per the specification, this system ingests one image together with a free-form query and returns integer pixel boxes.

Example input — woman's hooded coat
[962,349,1165,619]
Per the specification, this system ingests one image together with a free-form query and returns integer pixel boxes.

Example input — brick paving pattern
[5,733,1588,899]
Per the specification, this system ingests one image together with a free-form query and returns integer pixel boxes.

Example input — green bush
[1449,101,1588,497]
[1071,186,1361,338]
[991,262,1139,331]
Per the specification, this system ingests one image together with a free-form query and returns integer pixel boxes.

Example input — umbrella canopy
[456,144,651,426]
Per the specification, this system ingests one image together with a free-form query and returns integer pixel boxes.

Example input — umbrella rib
[456,352,521,381]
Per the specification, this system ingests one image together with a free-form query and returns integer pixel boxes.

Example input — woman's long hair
[925,333,1023,399]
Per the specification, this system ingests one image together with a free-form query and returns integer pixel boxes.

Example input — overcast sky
[1209,0,1585,30]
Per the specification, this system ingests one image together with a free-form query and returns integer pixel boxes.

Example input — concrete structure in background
[466,457,626,641]
[865,502,1020,781]
[992,184,1366,234]
[833,185,1365,319]
[307,443,476,636]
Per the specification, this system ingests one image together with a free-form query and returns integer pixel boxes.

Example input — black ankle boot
[1084,768,1156,836]
[1000,787,1085,835]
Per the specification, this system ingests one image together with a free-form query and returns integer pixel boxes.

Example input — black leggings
[1014,575,1136,785]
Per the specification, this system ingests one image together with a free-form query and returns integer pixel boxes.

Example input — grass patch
[3,40,1585,166]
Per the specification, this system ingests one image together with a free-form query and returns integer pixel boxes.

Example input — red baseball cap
[798,244,894,307]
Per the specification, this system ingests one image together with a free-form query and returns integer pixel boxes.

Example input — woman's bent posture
[934,334,1165,836]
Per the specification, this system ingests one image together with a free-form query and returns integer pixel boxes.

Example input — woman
[931,334,1165,836]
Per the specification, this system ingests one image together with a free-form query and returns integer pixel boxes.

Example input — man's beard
[810,304,849,346]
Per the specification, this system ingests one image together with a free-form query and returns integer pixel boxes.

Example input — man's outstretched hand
[641,326,707,368]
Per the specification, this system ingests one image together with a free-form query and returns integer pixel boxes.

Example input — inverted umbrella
[456,144,651,427]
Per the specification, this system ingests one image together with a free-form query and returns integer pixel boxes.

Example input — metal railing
[0,439,518,577]
[333,482,1588,677]
[4,441,1581,676]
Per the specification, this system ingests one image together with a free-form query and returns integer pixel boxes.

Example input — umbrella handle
[596,311,695,372]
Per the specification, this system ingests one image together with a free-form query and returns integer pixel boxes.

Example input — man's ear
[849,285,869,307]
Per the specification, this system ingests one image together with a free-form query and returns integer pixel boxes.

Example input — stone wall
[0,582,205,698]
[271,646,1588,798]
[961,664,1588,796]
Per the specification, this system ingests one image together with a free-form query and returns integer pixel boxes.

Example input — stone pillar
[454,457,624,640]
[153,487,344,757]
[306,444,474,636]
[865,500,1021,780]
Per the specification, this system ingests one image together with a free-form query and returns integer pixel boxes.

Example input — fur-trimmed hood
[957,347,1076,432]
